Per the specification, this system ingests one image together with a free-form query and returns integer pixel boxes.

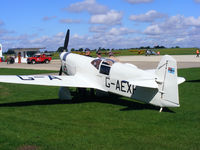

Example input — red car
[27,54,52,64]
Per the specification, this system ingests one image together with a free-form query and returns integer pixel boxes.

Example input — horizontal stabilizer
[178,77,185,84]
[130,79,158,89]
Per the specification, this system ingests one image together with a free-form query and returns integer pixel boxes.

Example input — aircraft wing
[0,75,106,91]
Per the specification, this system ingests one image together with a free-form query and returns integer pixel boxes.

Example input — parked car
[27,54,52,64]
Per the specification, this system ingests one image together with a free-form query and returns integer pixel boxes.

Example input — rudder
[155,55,180,107]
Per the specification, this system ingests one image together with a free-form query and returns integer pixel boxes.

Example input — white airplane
[0,30,185,112]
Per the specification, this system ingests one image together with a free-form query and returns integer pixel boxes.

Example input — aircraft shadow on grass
[0,92,174,113]
[186,79,200,83]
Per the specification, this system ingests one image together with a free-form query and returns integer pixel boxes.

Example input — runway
[0,55,199,70]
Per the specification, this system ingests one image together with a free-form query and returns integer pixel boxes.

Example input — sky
[0,0,200,52]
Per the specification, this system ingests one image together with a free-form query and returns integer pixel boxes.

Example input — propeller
[59,66,62,75]
[63,29,70,52]
[59,29,70,75]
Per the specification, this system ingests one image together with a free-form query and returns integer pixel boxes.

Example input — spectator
[108,51,119,62]
[85,48,92,57]
[96,51,102,59]
[196,49,199,57]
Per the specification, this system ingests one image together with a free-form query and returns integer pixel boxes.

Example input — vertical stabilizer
[155,55,180,107]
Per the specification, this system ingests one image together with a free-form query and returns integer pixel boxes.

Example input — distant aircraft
[0,30,185,112]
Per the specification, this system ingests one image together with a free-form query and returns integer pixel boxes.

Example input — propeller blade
[59,66,62,76]
[63,29,70,51]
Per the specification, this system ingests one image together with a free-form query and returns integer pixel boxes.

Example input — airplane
[0,29,185,112]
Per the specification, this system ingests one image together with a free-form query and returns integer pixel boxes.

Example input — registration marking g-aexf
[105,77,136,94]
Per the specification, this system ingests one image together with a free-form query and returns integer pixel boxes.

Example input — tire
[31,60,36,64]
[45,60,50,64]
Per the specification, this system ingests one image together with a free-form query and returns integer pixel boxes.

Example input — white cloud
[125,0,154,4]
[194,0,200,3]
[144,15,198,35]
[59,19,81,24]
[66,0,108,14]
[129,10,167,22]
[0,20,4,26]
[42,16,57,21]
[144,24,162,35]
[89,25,108,33]
[108,27,135,35]
[184,16,200,26]
[90,10,123,25]
[142,15,200,47]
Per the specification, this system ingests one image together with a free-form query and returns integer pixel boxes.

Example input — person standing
[108,51,119,62]
[96,50,102,59]
[85,48,92,57]
[196,49,199,57]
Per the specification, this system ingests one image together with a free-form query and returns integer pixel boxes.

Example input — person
[108,51,119,62]
[96,50,102,59]
[196,49,199,57]
[85,48,92,57]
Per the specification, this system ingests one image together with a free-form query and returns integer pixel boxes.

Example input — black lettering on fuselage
[127,82,132,93]
[105,77,110,88]
[105,77,136,95]
[121,81,126,92]
[116,80,120,91]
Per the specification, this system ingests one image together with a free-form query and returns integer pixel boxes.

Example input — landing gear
[59,87,72,100]
[159,107,163,112]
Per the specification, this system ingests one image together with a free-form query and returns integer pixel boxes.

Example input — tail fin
[155,55,181,107]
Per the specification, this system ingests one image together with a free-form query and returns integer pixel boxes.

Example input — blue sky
[0,0,200,51]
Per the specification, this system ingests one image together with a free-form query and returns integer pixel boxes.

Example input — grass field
[52,48,197,59]
[0,68,199,150]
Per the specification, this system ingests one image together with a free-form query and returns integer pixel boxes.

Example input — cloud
[66,0,108,14]
[194,0,200,3]
[142,15,200,47]
[0,20,4,26]
[143,15,200,35]
[59,19,81,24]
[90,10,123,25]
[124,0,154,4]
[108,27,135,35]
[0,29,15,37]
[129,10,167,22]
[42,16,57,21]
[144,24,161,35]
[89,25,108,33]
[184,16,200,26]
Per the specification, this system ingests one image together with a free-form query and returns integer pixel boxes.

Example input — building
[11,48,45,63]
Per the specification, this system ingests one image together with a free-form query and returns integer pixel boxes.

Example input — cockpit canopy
[91,59,115,70]
[91,59,115,75]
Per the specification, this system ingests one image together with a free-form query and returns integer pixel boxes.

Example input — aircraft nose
[60,52,70,61]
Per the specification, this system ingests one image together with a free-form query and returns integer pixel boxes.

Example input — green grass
[52,48,197,59]
[0,68,58,75]
[0,68,200,150]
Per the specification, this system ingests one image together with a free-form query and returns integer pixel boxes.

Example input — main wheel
[45,59,49,64]
[31,60,36,64]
